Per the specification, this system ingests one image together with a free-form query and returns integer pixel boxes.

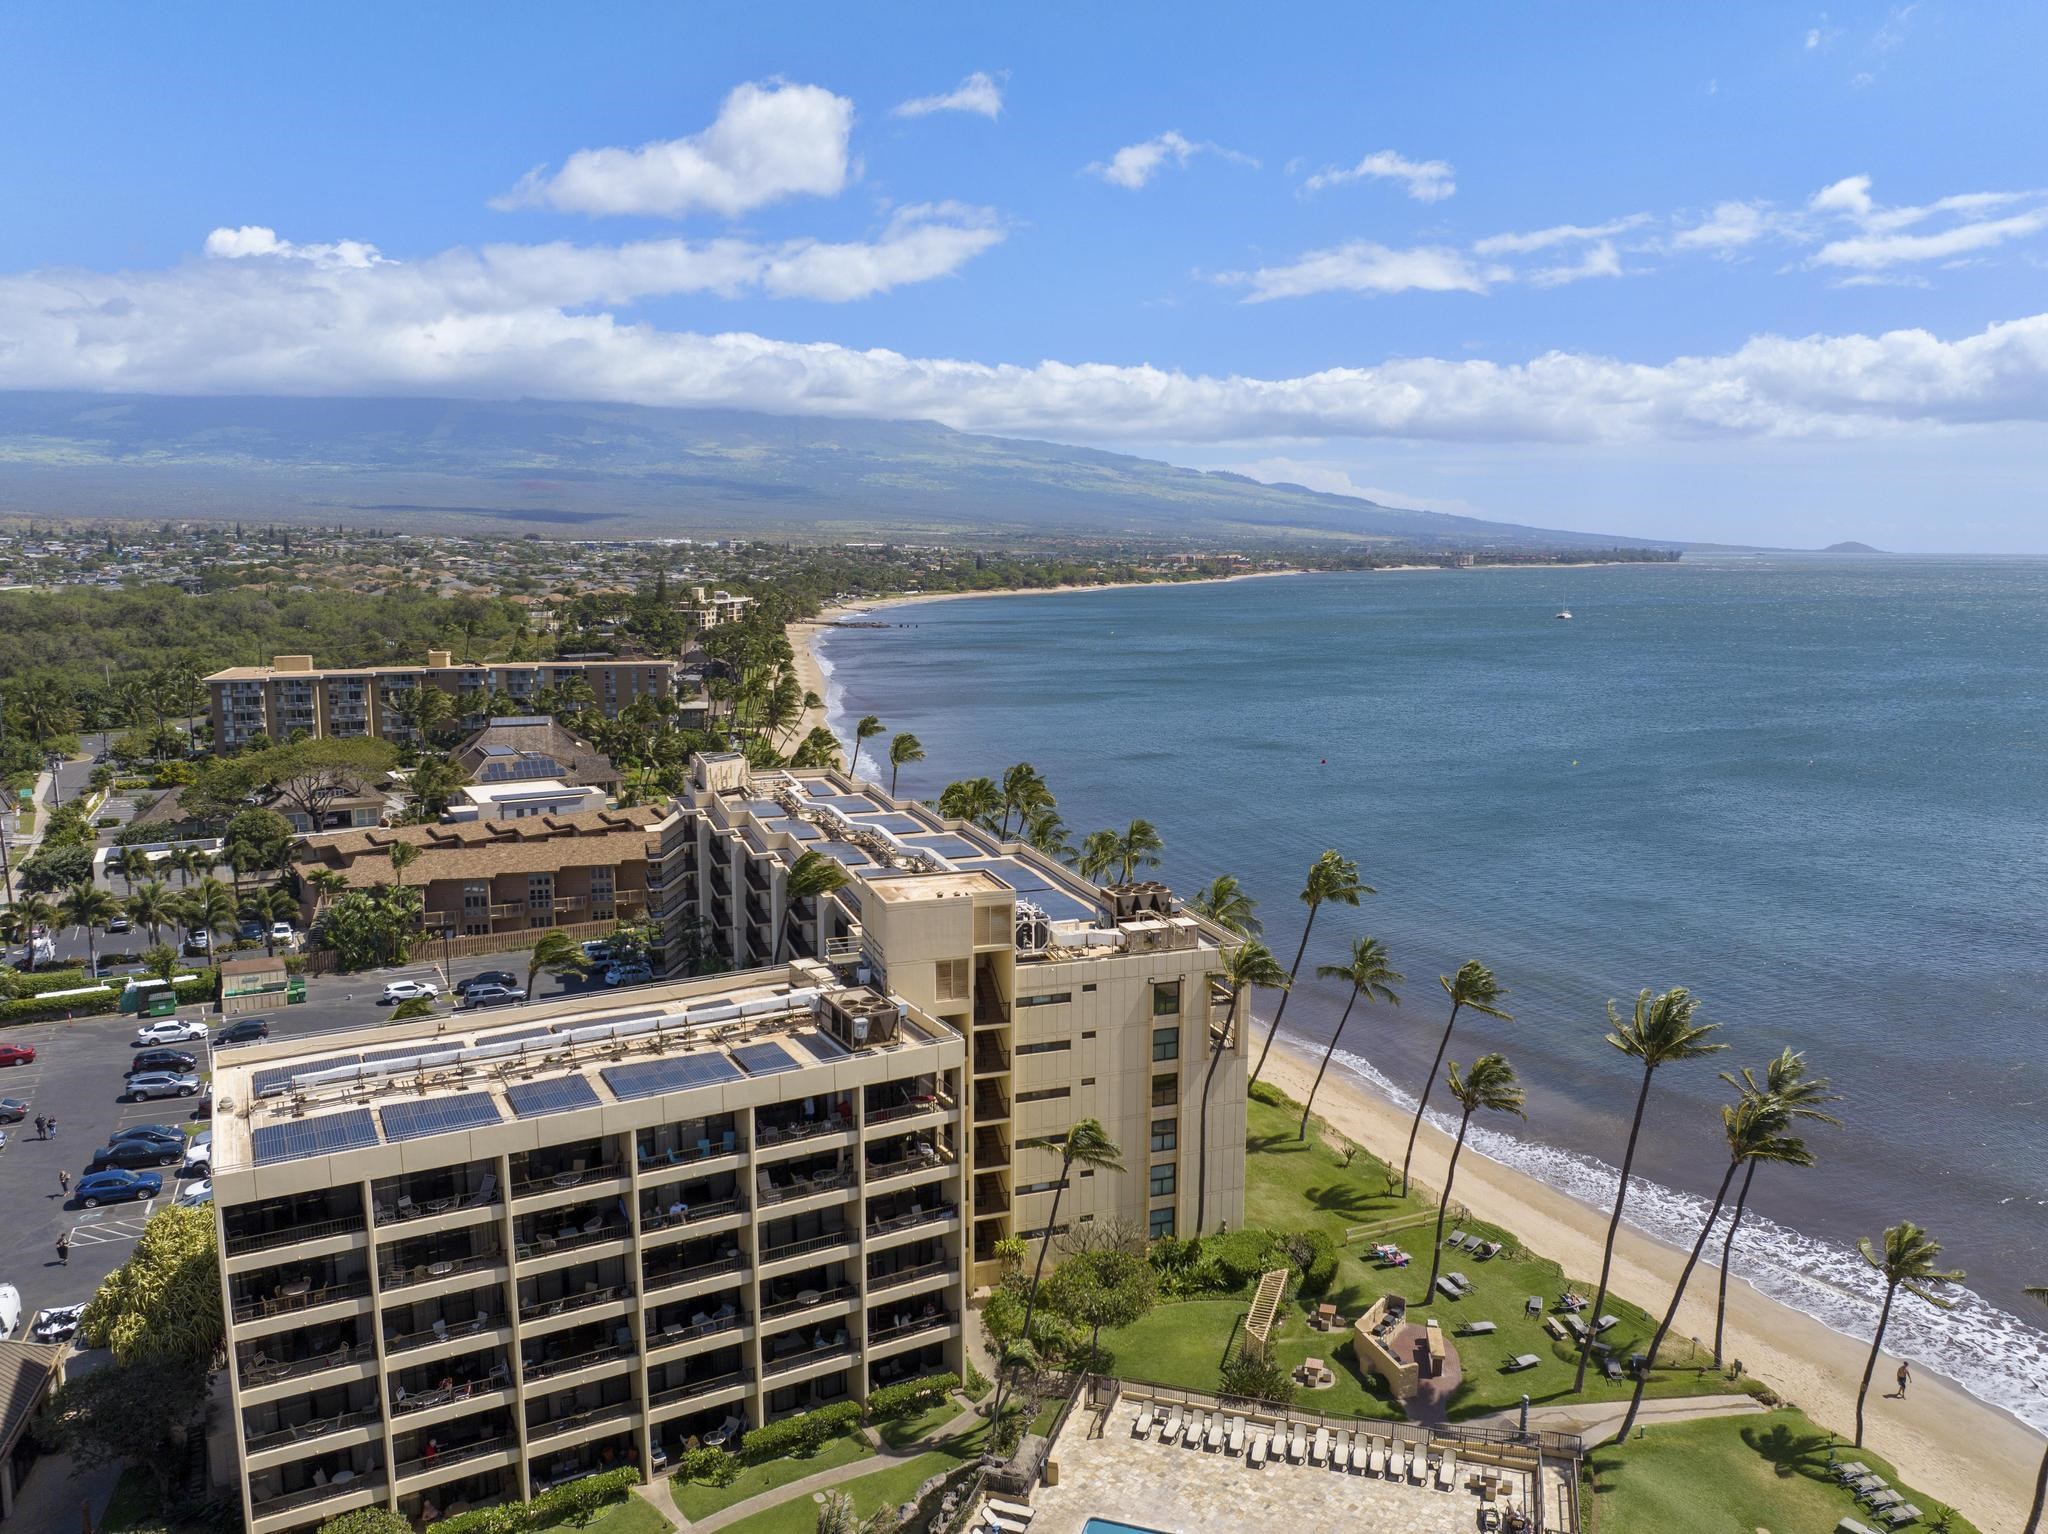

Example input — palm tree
[937,776,1001,829]
[3,894,58,969]
[392,685,453,744]
[1609,1092,1814,1444]
[1299,936,1402,1140]
[123,879,177,948]
[1853,1222,1963,1446]
[58,881,119,977]
[1398,960,1513,1197]
[1197,939,1289,1233]
[1187,873,1261,937]
[107,845,152,894]
[2024,1285,2047,1534]
[526,928,590,998]
[1573,986,1726,1393]
[986,1119,1124,1432]
[1424,1054,1526,1296]
[167,845,203,889]
[778,850,849,962]
[1109,818,1163,883]
[304,867,348,913]
[386,839,421,891]
[1248,850,1371,1086]
[1712,1049,1841,1365]
[1020,807,1073,863]
[848,714,884,780]
[239,887,300,956]
[887,732,925,798]
[180,877,240,953]
[996,764,1054,840]
[1074,829,1121,883]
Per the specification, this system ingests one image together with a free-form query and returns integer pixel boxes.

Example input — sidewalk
[1470,1391,1763,1440]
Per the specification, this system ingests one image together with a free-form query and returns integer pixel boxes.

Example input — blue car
[75,1169,163,1208]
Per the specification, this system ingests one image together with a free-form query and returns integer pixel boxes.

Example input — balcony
[240,1339,377,1390]
[226,1193,367,1260]
[520,1283,633,1325]
[530,1401,638,1444]
[514,1218,629,1263]
[868,1092,955,1129]
[374,1165,500,1224]
[865,1140,953,1185]
[971,1085,1009,1121]
[649,1304,745,1350]
[755,1162,851,1206]
[869,1309,957,1348]
[760,1282,854,1321]
[649,1367,751,1410]
[395,1433,511,1481]
[510,1149,621,1199]
[521,1339,635,1384]
[866,1201,956,1241]
[643,1243,746,1298]
[763,1339,852,1379]
[974,1129,1010,1169]
[244,1405,382,1455]
[867,1258,953,1296]
[385,1315,507,1356]
[974,1175,1009,1220]
[231,1276,372,1325]
[249,1475,387,1523]
[639,1195,744,1236]
[380,1248,502,1291]
[757,1228,853,1266]
[390,1361,511,1416]
[755,1105,853,1150]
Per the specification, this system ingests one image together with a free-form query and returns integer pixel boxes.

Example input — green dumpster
[286,976,307,1004]
[146,991,179,1017]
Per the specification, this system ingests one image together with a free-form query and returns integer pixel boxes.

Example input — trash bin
[286,976,307,1004]
[147,991,178,1017]
[1044,1460,1059,1487]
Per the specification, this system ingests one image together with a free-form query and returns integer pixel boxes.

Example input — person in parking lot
[57,1169,69,1196]
[56,1233,70,1266]
[34,1114,46,1139]
[45,1115,55,1140]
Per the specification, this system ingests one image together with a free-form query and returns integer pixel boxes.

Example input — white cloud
[892,71,1003,120]
[1814,210,2048,270]
[1672,201,1773,251]
[1219,242,1505,302]
[1085,131,1255,190]
[1810,174,1875,219]
[1225,458,1476,512]
[1805,26,1823,48]
[15,234,2048,447]
[1301,149,1455,203]
[1527,241,1625,287]
[1803,175,2048,269]
[492,81,855,218]
[204,226,389,269]
[1473,216,1650,256]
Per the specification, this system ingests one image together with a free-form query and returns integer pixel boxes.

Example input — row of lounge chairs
[1436,1270,1476,1300]
[1130,1404,1461,1492]
[1442,1229,1504,1259]
[1831,1461,1923,1527]
[978,1495,1036,1533]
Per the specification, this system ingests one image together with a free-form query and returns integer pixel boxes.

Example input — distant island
[1822,540,1884,553]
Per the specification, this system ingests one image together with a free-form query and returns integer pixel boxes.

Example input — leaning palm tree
[1299,936,1402,1140]
[123,879,178,948]
[777,850,849,962]
[1573,986,1726,1393]
[525,928,589,998]
[986,1119,1124,1433]
[937,776,1001,829]
[107,845,151,894]
[1712,1049,1842,1366]
[1187,873,1261,938]
[1248,849,1371,1086]
[1424,1054,1526,1297]
[1399,960,1513,1197]
[995,764,1055,840]
[1853,1222,1963,1446]
[847,714,884,780]
[2025,1285,2047,1534]
[58,880,120,977]
[887,732,925,798]
[1197,939,1288,1233]
[1610,1092,1814,1443]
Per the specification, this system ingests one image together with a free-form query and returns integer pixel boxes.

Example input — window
[935,959,969,1003]
[974,904,1011,946]
[1016,991,1072,1008]
[1152,1027,1180,1062]
[1015,1087,1071,1105]
[1081,1030,1097,1040]
[1149,1207,1176,1240]
[1151,1118,1177,1154]
[1015,1040,1071,1057]
[1152,981,1182,1017]
[1016,1179,1068,1196]
[1081,983,1097,993]
[1151,1073,1178,1109]
[1149,1163,1177,1199]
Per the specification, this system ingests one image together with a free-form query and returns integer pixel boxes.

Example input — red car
[0,1044,35,1068]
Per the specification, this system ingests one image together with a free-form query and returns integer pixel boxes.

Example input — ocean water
[818,557,2048,1432]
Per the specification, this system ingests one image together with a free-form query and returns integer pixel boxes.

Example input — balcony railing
[760,1283,854,1320]
[250,1476,387,1519]
[529,1402,637,1443]
[755,1115,848,1148]
[868,1259,952,1293]
[232,1277,372,1323]
[644,1254,747,1296]
[865,1149,952,1183]
[870,1313,956,1346]
[396,1434,508,1479]
[515,1223,629,1261]
[649,1368,751,1408]
[763,1342,852,1378]
[385,1316,502,1355]
[866,1205,956,1240]
[520,1284,633,1323]
[375,1186,499,1224]
[637,1135,744,1171]
[226,1213,366,1259]
[390,1369,510,1414]
[868,1094,954,1128]
[640,1197,743,1234]
[244,1405,382,1454]
[757,1229,852,1265]
[240,1340,377,1388]
[512,1162,622,1199]
[380,1251,502,1290]
[650,1310,746,1347]
[521,1341,633,1383]
[757,1169,851,1205]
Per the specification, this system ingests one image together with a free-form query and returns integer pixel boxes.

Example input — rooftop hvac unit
[1015,900,1051,954]
[1100,882,1174,922]
[823,989,903,1050]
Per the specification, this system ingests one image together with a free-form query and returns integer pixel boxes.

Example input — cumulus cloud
[892,71,1003,119]
[1219,242,1505,302]
[1301,149,1456,202]
[1085,131,1255,190]
[492,80,855,218]
[204,226,390,269]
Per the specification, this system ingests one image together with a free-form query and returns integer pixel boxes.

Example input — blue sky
[3,2,2046,549]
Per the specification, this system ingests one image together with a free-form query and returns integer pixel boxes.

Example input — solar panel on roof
[253,1054,362,1096]
[835,795,877,812]
[812,840,873,867]
[602,1054,743,1101]
[506,1075,601,1118]
[250,1108,379,1165]
[732,1041,799,1076]
[790,1030,848,1062]
[380,1094,503,1142]
[476,1024,559,1047]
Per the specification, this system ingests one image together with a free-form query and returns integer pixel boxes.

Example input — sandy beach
[1259,1040,2041,1532]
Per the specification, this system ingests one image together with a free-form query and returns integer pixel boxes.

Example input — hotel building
[210,968,968,1531]
[205,651,694,750]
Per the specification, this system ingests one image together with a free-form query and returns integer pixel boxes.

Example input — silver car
[122,1071,200,1103]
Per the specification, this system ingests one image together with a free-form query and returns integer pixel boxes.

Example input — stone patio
[1024,1405,1531,1534]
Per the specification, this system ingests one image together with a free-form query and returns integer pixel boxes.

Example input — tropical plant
[78,1204,222,1369]
[1074,828,1120,882]
[1853,1222,1963,1446]
[123,879,178,949]
[178,877,241,950]
[1248,849,1372,1086]
[1398,959,1513,1197]
[790,725,843,769]
[995,763,1055,839]
[1108,818,1163,883]
[317,1509,414,1534]
[815,1487,900,1534]
[937,775,1000,829]
[2,893,55,968]
[1712,1049,1842,1366]
[1043,1245,1158,1366]
[222,806,294,893]
[1299,936,1402,1140]
[385,838,421,890]
[1197,939,1289,1233]
[58,880,119,976]
[526,928,590,998]
[887,731,924,797]
[1573,986,1726,1393]
[141,943,178,984]
[1187,873,1261,937]
[778,849,849,962]
[391,684,454,743]
[34,1359,208,1511]
[1424,1054,1526,1296]
[1020,806,1074,862]
[986,1119,1124,1431]
[848,714,885,780]
[239,886,300,955]
[1609,1090,1815,1444]
[107,844,153,893]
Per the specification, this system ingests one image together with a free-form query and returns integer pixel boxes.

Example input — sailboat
[1554,607,1573,620]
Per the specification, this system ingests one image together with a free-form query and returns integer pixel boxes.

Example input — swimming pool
[1081,1521,1173,1534]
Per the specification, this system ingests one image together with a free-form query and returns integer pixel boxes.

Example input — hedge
[740,1399,862,1462]
[0,968,218,1024]
[427,1467,638,1534]
[674,1446,739,1486]
[865,1372,960,1420]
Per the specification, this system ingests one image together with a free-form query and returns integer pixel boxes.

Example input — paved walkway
[6,1448,123,1533]
[1470,1391,1763,1440]
[635,1394,984,1533]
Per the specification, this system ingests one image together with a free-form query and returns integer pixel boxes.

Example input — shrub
[390,997,436,1020]
[530,1467,633,1526]
[675,1446,738,1486]
[865,1371,959,1420]
[1207,1229,1280,1292]
[433,1507,526,1534]
[740,1399,862,1462]
[1248,1080,1294,1110]
[1285,1228,1339,1296]
[1219,1352,1296,1405]
[962,1360,992,1400]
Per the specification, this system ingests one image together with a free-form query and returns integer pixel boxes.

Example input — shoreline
[1259,1040,2040,1532]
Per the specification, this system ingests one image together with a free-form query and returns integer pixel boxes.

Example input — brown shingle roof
[0,1341,65,1456]
[292,805,668,889]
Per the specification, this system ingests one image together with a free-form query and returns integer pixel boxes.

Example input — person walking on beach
[1895,1360,1911,1398]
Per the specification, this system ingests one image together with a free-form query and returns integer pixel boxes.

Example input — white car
[175,1178,213,1208]
[133,1017,208,1046]
[380,980,439,1004]
[604,962,653,987]
[270,922,297,947]
[182,1137,212,1174]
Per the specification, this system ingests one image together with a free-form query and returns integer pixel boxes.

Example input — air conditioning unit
[822,989,903,1050]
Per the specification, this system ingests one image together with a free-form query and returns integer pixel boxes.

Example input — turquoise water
[820,557,2048,1428]
[1081,1521,1172,1534]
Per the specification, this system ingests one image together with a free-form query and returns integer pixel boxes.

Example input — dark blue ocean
[819,557,2048,1428]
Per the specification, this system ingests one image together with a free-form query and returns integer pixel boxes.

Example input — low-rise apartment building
[206,652,693,750]
[208,968,965,1532]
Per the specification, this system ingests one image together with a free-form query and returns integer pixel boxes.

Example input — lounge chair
[1436,1451,1456,1490]
[1387,1447,1406,1479]
[1836,1521,1878,1534]
[1161,1405,1182,1442]
[1436,1276,1462,1300]
[1331,1431,1350,1471]
[1849,1475,1885,1496]
[1131,1407,1153,1439]
[1459,1320,1497,1336]
[1477,1240,1502,1259]
[1865,1491,1903,1511]
[1834,1462,1871,1482]
[1368,1441,1385,1476]
[1603,1355,1623,1381]
[1445,1229,1467,1247]
[1879,1508,1921,1529]
[1227,1415,1245,1455]
[1288,1425,1307,1462]
[1594,1313,1618,1333]
[1565,1315,1590,1342]
[1449,1270,1472,1289]
[1206,1413,1224,1451]
[988,1499,1036,1529]
[1248,1430,1268,1469]
[1186,1411,1209,1449]
[985,1512,1028,1534]
[1310,1426,1330,1464]
[1507,1353,1542,1372]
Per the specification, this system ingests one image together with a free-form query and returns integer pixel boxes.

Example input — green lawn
[716,1428,989,1534]
[534,1491,675,1534]
[876,1394,966,1450]
[1587,1407,1979,1534]
[667,1431,873,1522]
[98,1468,160,1533]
